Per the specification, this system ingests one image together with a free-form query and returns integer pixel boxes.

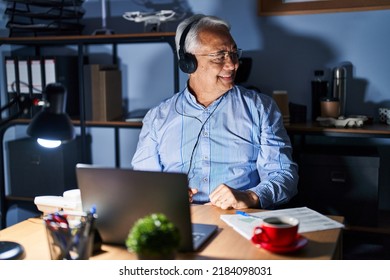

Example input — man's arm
[248,99,299,209]
[131,110,162,171]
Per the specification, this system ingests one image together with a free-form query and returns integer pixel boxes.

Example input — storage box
[83,64,123,121]
[298,148,380,226]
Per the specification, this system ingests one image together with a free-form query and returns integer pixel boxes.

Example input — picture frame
[258,0,390,16]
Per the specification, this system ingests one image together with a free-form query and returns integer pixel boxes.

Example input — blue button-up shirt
[131,85,298,209]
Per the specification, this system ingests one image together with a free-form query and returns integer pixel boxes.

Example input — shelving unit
[0,32,179,161]
[0,32,179,228]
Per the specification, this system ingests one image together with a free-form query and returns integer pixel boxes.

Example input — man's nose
[223,55,237,70]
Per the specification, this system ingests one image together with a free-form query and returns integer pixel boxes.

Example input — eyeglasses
[195,49,243,64]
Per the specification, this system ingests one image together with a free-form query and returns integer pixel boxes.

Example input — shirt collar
[183,86,235,110]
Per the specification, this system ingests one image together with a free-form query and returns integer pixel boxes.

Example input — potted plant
[126,213,180,259]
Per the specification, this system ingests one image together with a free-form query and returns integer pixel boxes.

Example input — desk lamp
[27,83,75,148]
[0,83,75,258]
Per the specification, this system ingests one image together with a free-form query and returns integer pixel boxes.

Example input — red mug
[252,216,299,247]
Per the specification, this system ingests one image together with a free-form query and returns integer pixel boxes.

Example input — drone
[123,10,176,24]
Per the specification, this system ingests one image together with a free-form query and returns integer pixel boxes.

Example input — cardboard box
[84,64,123,121]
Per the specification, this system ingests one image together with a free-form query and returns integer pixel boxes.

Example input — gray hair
[175,14,230,57]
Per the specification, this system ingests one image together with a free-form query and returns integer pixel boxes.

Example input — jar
[320,97,340,118]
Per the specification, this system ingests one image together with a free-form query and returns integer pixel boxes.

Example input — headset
[178,17,202,74]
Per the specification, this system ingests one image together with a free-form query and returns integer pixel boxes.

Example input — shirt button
[203,177,208,183]
[203,155,209,160]
[203,131,208,137]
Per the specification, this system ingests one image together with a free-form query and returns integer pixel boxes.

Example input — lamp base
[0,241,25,260]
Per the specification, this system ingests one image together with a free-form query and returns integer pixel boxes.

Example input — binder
[30,57,43,94]
[3,55,81,118]
[17,58,30,94]
[5,57,16,93]
[5,57,19,117]
[4,57,31,118]
[84,64,123,121]
[5,56,43,95]
[43,57,56,86]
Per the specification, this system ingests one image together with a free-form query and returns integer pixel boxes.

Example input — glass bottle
[311,70,329,121]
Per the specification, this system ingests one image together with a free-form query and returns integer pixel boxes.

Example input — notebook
[75,164,218,252]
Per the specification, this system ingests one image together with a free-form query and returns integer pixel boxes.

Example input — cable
[174,91,225,179]
[174,91,202,123]
[11,81,43,95]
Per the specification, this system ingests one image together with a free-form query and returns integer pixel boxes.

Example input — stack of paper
[220,207,344,240]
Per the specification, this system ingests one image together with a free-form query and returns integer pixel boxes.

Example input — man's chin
[220,83,234,92]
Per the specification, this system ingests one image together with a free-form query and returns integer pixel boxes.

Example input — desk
[0,205,343,260]
[285,122,390,229]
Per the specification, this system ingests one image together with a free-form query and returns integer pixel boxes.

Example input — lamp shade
[27,83,75,143]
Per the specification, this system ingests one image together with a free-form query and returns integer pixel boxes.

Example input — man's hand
[188,188,198,203]
[209,184,259,209]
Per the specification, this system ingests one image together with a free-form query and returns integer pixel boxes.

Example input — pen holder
[44,211,96,260]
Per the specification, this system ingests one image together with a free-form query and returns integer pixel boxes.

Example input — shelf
[4,118,144,129]
[286,122,390,138]
[6,21,84,33]
[0,32,176,46]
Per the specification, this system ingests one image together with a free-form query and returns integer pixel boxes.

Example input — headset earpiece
[178,18,201,74]
[179,51,197,74]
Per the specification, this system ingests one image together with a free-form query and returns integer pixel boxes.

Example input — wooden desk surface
[0,205,343,260]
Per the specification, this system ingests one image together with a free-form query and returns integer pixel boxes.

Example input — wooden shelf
[286,122,390,138]
[6,118,144,129]
[0,32,176,46]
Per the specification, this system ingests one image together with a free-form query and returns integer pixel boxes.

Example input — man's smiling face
[189,26,240,98]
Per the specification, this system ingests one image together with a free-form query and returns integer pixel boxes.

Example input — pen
[235,210,263,220]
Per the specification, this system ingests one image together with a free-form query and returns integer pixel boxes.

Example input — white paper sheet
[220,207,344,240]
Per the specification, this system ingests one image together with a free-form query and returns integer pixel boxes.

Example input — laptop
[75,164,218,252]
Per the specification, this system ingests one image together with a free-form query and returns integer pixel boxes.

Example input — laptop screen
[76,164,199,252]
